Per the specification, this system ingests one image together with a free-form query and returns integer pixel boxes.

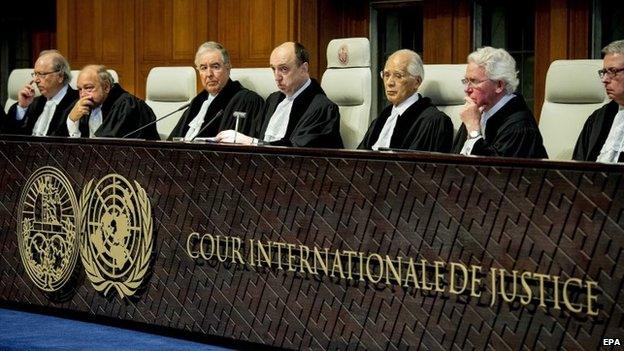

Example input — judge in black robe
[1,50,78,136]
[168,79,263,140]
[256,78,343,148]
[3,87,78,136]
[64,65,159,140]
[216,41,343,148]
[572,101,624,162]
[452,94,547,158]
[358,95,452,151]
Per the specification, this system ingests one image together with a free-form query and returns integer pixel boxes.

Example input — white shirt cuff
[66,118,81,138]
[460,136,483,155]
[15,106,27,121]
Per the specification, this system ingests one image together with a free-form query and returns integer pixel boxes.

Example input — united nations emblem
[80,174,152,298]
[17,166,80,292]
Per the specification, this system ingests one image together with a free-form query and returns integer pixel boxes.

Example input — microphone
[189,109,224,142]
[122,102,191,138]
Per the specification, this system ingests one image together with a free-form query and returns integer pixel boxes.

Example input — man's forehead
[35,55,54,69]
[199,50,223,64]
[604,53,624,66]
[78,71,98,84]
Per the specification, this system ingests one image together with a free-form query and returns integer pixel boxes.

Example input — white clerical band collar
[286,78,311,101]
[393,92,420,116]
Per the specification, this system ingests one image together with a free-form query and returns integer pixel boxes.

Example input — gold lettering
[313,247,328,275]
[247,239,255,267]
[186,232,199,259]
[287,243,297,272]
[257,240,272,267]
[200,233,215,260]
[385,256,402,285]
[520,271,532,305]
[420,259,432,291]
[403,257,420,288]
[449,263,468,295]
[533,273,550,308]
[299,245,313,274]
[274,242,286,270]
[433,261,445,292]
[230,236,244,264]
[552,275,561,310]
[499,269,518,303]
[331,249,345,279]
[470,265,482,297]
[215,235,228,262]
[562,278,583,313]
[358,252,366,282]
[342,250,357,280]
[489,267,497,306]
[586,281,599,316]
[366,253,384,283]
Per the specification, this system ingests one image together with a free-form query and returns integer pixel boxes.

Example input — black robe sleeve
[217,90,265,137]
[2,99,45,135]
[91,90,160,140]
[572,101,618,162]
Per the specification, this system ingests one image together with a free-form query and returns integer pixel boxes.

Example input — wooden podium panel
[0,136,622,349]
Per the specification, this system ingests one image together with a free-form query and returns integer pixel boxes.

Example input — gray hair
[82,64,115,89]
[602,40,624,56]
[468,46,519,94]
[39,50,72,85]
[389,49,425,80]
[195,41,230,67]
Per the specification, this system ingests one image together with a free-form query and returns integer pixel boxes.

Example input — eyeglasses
[31,70,60,78]
[461,78,491,88]
[197,63,224,74]
[598,67,624,79]
[380,70,411,81]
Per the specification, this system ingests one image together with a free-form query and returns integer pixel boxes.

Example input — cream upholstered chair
[5,68,39,113]
[145,66,197,140]
[321,37,372,149]
[229,68,276,100]
[419,64,467,136]
[70,69,119,89]
[539,59,607,160]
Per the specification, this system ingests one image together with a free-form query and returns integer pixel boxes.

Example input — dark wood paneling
[423,0,471,64]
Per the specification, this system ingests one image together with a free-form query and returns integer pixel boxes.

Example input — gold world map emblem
[80,174,152,298]
[17,167,80,292]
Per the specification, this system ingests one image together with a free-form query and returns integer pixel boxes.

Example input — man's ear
[301,61,309,73]
[495,80,505,94]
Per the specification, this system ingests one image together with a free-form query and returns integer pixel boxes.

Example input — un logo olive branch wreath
[18,167,152,298]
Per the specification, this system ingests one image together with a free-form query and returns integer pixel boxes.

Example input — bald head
[270,42,310,96]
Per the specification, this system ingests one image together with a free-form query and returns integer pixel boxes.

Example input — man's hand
[460,96,483,133]
[215,130,254,145]
[68,97,94,122]
[17,82,36,108]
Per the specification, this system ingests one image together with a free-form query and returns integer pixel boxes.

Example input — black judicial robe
[357,95,453,152]
[572,100,624,162]
[168,79,264,140]
[1,86,78,136]
[452,94,548,159]
[258,79,343,148]
[62,83,159,140]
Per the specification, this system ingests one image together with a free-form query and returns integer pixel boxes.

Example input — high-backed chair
[419,64,467,136]
[5,68,39,113]
[69,69,119,89]
[145,66,197,140]
[539,59,607,160]
[321,37,372,149]
[229,68,276,100]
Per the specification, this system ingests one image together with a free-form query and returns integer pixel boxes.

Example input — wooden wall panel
[423,0,471,64]
[57,0,136,93]
[534,0,590,118]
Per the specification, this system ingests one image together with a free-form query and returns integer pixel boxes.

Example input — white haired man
[452,47,547,158]
[1,50,78,136]
[573,39,624,163]
[358,49,453,151]
[168,41,264,140]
